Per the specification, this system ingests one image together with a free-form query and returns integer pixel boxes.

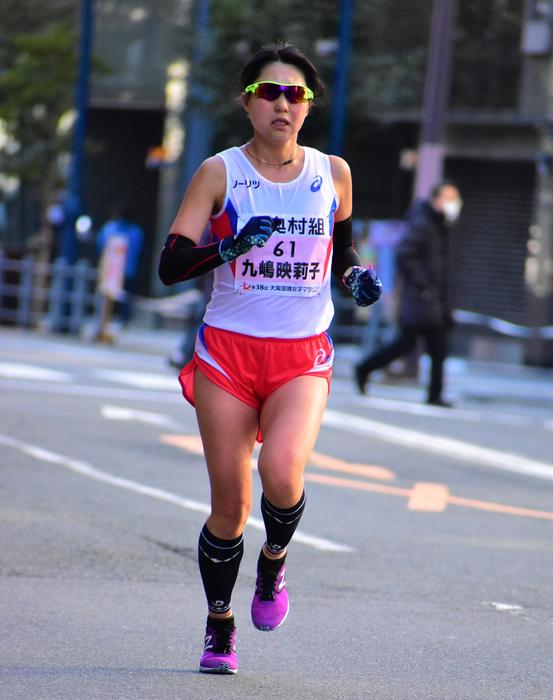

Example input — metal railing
[0,251,100,333]
[1,251,552,346]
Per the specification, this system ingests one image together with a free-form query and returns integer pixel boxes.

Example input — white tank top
[203,145,338,338]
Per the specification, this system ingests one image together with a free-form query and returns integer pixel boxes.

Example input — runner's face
[243,62,310,143]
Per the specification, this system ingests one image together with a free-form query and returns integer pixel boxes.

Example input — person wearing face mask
[354,181,462,407]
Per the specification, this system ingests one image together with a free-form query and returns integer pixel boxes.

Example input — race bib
[234,214,331,297]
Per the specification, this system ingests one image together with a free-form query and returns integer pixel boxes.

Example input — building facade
[345,0,552,365]
[3,0,550,363]
[85,0,191,299]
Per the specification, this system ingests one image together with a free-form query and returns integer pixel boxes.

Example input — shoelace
[256,566,282,601]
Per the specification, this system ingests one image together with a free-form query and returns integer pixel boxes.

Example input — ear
[241,92,250,114]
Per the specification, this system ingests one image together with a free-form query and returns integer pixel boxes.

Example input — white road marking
[0,432,352,553]
[2,371,551,430]
[2,377,551,481]
[101,405,181,429]
[0,379,185,403]
[103,403,552,484]
[94,370,177,391]
[323,409,553,481]
[486,602,524,614]
[351,393,536,427]
[0,362,72,382]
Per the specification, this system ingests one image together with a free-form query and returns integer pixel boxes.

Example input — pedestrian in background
[96,203,144,326]
[158,42,381,674]
[354,181,462,407]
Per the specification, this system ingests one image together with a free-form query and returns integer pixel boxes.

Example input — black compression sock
[258,549,286,572]
[198,525,243,615]
[261,491,306,555]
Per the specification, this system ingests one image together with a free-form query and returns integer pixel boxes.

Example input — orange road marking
[408,482,450,512]
[305,472,553,522]
[160,434,204,455]
[447,494,553,521]
[160,435,393,479]
[304,472,411,497]
[159,434,553,522]
[161,433,260,469]
[308,451,394,481]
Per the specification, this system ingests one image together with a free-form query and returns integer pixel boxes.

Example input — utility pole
[59,0,94,263]
[150,0,212,296]
[329,0,354,155]
[414,0,458,198]
[180,0,212,190]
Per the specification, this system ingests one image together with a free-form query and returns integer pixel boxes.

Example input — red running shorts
[178,323,333,417]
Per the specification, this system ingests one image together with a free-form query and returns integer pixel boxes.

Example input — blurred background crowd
[0,0,552,367]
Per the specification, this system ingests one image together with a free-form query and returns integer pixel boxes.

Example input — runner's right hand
[219,216,274,262]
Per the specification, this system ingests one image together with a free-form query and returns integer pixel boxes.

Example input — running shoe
[199,618,238,674]
[251,552,289,631]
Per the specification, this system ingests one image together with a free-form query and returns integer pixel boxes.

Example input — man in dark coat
[354,181,462,406]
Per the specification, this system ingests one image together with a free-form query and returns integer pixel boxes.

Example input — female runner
[159,42,381,674]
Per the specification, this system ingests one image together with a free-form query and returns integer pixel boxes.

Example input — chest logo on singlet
[310,175,323,192]
[233,179,260,189]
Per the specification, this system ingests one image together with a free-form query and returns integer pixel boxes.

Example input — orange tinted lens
[282,85,307,103]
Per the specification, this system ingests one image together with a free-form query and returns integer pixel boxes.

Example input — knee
[259,462,303,507]
[263,483,302,509]
[209,499,251,539]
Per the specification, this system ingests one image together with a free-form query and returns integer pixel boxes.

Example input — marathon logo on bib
[235,214,330,297]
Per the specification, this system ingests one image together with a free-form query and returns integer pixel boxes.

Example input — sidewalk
[333,343,553,409]
[115,326,553,409]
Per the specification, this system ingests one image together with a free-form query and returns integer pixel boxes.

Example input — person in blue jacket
[96,203,144,325]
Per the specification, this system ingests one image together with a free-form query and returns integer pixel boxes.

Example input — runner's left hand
[342,265,382,307]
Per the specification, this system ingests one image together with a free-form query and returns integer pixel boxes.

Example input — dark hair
[430,179,459,200]
[240,42,325,100]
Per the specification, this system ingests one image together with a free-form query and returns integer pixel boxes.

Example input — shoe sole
[252,600,289,632]
[199,663,237,675]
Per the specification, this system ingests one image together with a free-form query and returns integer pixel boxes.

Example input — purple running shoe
[199,618,238,674]
[251,552,289,631]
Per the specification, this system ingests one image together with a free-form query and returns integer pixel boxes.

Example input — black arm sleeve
[158,233,224,285]
[331,216,361,278]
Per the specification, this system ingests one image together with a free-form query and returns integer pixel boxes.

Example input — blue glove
[219,216,274,262]
[343,265,382,307]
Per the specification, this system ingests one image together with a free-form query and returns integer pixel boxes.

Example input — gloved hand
[219,216,274,262]
[342,265,382,307]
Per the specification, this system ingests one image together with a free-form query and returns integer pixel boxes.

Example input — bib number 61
[273,240,296,258]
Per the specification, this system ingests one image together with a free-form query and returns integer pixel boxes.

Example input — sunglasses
[244,81,314,104]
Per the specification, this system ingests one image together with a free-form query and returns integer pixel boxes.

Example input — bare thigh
[257,375,328,508]
[193,369,259,539]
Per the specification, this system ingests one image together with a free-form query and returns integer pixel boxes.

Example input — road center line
[323,409,553,481]
[0,432,352,553]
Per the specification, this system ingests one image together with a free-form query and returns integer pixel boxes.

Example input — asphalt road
[0,328,552,699]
